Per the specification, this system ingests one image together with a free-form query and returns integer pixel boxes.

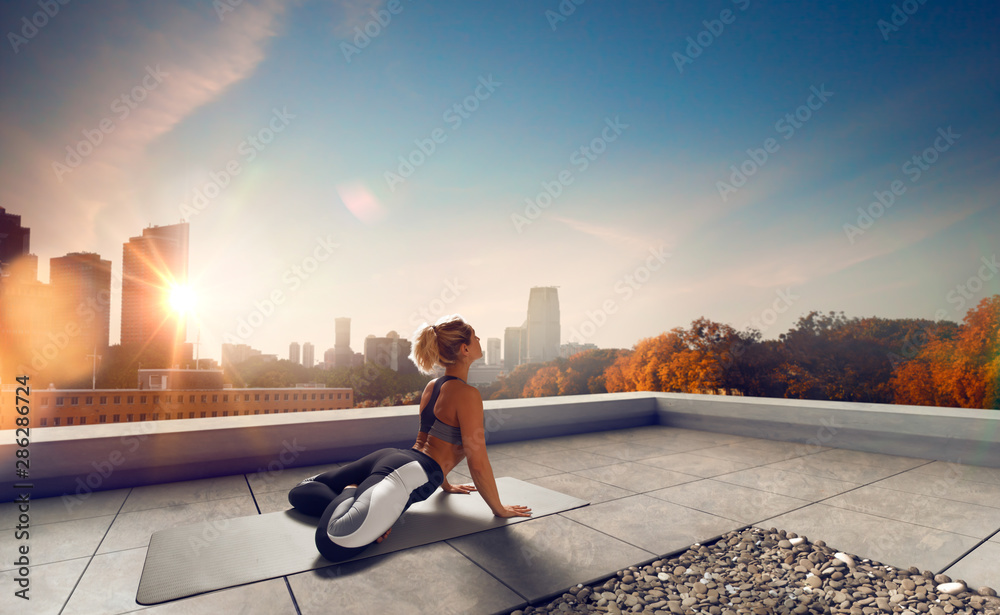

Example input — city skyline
[2,1,999,363]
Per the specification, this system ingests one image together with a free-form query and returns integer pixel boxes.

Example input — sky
[1,0,999,362]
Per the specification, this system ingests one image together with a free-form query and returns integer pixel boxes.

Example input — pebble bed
[507,528,1000,615]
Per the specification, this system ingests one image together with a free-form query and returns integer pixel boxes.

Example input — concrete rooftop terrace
[1,393,999,614]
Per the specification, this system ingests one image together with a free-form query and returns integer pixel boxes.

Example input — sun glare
[168,285,197,315]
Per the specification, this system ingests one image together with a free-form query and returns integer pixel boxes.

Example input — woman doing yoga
[287,315,531,562]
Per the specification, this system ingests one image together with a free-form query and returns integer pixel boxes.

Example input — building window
[153,395,159,404]
[165,413,171,420]
[56,397,64,406]
[139,413,146,421]
[166,395,172,403]
[293,393,298,401]
[126,414,133,422]
[41,418,47,426]
[212,411,218,417]
[113,414,120,422]
[254,409,260,415]
[284,393,289,401]
[140,396,147,404]
[41,397,49,407]
[188,412,195,419]
[201,395,207,403]
[189,395,195,403]
[127,396,134,404]
[70,397,79,405]
[114,396,121,404]
[223,411,229,417]
[243,394,249,402]
[213,395,219,402]
[337,393,342,399]
[67,417,74,425]
[223,394,229,402]
[264,394,269,401]
[153,413,159,420]
[254,393,260,401]
[53,417,61,426]
[85,396,93,405]
[80,417,87,425]
[99,415,107,423]
[100,396,107,404]
[264,409,269,414]
[312,393,316,400]
[200,411,206,418]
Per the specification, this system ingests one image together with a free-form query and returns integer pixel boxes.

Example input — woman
[288,315,531,563]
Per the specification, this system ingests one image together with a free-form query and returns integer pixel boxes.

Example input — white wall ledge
[1,392,996,502]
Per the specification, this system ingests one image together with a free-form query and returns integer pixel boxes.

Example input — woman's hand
[442,483,477,494]
[494,504,532,518]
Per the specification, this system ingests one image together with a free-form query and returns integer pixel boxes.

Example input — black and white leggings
[288,447,444,562]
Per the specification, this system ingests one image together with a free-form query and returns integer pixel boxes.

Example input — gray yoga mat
[136,477,589,605]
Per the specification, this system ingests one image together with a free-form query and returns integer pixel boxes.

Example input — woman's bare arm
[457,388,531,518]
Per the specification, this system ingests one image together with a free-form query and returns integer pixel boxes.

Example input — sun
[168,284,197,315]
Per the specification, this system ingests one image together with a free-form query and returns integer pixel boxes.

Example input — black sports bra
[418,376,464,445]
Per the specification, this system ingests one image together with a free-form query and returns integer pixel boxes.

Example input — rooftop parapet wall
[1,392,996,502]
[653,393,1000,468]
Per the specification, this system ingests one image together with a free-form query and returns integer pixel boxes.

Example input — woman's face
[467,328,483,361]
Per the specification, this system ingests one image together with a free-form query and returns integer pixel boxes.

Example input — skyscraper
[120,222,189,358]
[334,317,353,368]
[0,206,31,271]
[303,342,315,368]
[503,326,524,372]
[486,337,501,366]
[289,341,301,364]
[50,252,112,353]
[526,286,560,363]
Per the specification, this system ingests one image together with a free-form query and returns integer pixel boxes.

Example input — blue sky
[2,0,998,361]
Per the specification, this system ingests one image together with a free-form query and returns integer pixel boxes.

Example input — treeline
[480,296,1000,410]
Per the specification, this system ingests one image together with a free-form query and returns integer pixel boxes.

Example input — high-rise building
[0,206,31,271]
[289,342,301,364]
[221,343,262,368]
[120,222,189,359]
[503,326,523,372]
[50,252,112,352]
[486,337,501,366]
[334,317,353,368]
[526,286,560,363]
[0,209,51,382]
[364,331,417,373]
[302,342,314,368]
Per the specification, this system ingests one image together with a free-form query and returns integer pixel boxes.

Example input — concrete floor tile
[289,541,524,615]
[98,496,259,554]
[0,557,88,615]
[824,485,1000,539]
[574,462,699,493]
[488,438,574,456]
[873,471,1000,509]
[62,547,147,614]
[561,494,740,557]
[807,449,930,473]
[121,475,250,513]
[522,449,621,472]
[246,462,343,495]
[0,514,113,570]
[713,466,860,501]
[695,443,805,465]
[760,503,980,574]
[647,479,810,524]
[480,456,565,480]
[765,455,907,484]
[638,452,750,478]
[907,461,1000,486]
[944,541,1000,593]
[138,578,295,615]
[579,441,679,461]
[254,490,293,515]
[527,473,634,505]
[0,488,128,529]
[448,513,653,602]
